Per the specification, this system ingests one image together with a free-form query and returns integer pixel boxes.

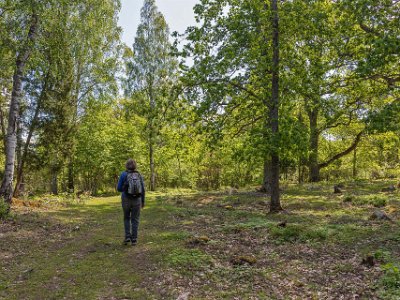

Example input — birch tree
[0,2,39,206]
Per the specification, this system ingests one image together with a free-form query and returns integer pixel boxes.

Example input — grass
[167,248,213,270]
[1,181,399,299]
[350,194,388,207]
[269,224,329,244]
[1,197,177,299]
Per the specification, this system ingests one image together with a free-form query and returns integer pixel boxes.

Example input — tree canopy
[0,0,398,211]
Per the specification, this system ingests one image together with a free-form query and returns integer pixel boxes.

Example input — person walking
[117,159,145,246]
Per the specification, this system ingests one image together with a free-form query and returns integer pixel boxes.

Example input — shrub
[374,249,392,262]
[302,227,328,241]
[269,225,328,244]
[371,197,387,208]
[381,263,400,289]
[269,225,301,243]
[378,263,400,299]
[0,200,9,219]
[353,195,387,208]
[343,195,354,203]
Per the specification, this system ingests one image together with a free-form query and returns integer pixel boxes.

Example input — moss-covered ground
[1,181,399,299]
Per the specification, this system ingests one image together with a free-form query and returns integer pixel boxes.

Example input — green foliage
[380,263,400,297]
[123,0,180,191]
[343,195,354,202]
[0,200,8,219]
[167,248,212,269]
[223,217,272,233]
[367,101,400,133]
[0,0,399,198]
[28,193,89,207]
[374,249,392,263]
[302,227,329,241]
[75,99,146,194]
[352,195,387,208]
[0,0,122,197]
[159,231,190,241]
[269,225,301,243]
[269,225,328,244]
[340,0,400,78]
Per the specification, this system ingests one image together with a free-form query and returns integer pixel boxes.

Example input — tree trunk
[352,147,357,179]
[308,109,320,182]
[149,137,155,191]
[14,71,48,197]
[67,159,74,193]
[262,159,272,193]
[0,92,7,150]
[148,85,156,191]
[67,60,82,195]
[298,156,306,184]
[51,169,58,195]
[298,159,301,184]
[269,0,282,213]
[176,146,183,187]
[0,13,39,206]
[14,114,23,197]
[14,172,24,198]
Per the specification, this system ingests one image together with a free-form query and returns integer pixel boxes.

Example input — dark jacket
[117,170,145,207]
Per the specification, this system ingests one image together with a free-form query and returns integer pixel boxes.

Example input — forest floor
[1,180,400,300]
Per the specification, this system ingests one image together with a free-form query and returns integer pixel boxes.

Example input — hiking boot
[123,237,131,245]
[131,239,137,246]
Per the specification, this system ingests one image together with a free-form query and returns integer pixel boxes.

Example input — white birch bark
[0,13,39,205]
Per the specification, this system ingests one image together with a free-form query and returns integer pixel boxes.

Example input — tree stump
[361,255,375,267]
[334,185,342,194]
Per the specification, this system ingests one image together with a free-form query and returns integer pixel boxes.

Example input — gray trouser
[122,197,141,241]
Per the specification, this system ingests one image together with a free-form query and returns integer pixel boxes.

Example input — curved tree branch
[318,131,364,169]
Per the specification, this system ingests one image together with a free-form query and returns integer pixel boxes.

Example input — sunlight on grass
[2,181,400,299]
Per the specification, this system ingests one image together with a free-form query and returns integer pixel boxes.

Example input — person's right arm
[117,172,126,192]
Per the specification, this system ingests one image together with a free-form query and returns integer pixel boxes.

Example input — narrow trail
[0,197,173,300]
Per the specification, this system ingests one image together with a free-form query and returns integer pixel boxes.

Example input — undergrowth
[0,200,8,219]
[1,182,400,299]
[269,224,328,244]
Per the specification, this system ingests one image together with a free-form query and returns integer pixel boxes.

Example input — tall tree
[0,2,39,206]
[10,0,121,196]
[125,0,177,191]
[286,0,369,182]
[269,0,281,211]
[182,0,283,211]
